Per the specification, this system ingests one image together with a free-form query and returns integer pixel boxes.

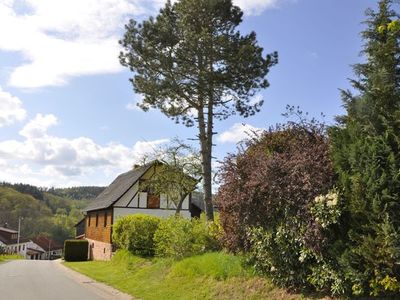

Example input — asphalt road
[0,260,130,300]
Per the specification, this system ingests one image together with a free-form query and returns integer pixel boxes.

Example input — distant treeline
[0,182,105,201]
[47,186,105,200]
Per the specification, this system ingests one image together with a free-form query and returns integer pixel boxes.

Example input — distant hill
[0,182,45,201]
[0,182,105,202]
[0,183,104,244]
[47,186,105,200]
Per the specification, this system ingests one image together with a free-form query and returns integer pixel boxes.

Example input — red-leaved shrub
[217,118,335,253]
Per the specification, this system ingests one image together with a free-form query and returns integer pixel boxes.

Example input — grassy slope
[65,250,313,300]
[0,254,23,262]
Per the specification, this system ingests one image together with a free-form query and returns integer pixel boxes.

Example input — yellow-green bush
[154,214,221,259]
[113,214,161,257]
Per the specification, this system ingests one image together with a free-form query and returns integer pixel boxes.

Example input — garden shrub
[64,239,88,261]
[217,114,341,292]
[154,214,221,259]
[191,214,222,254]
[113,214,161,257]
[154,215,193,259]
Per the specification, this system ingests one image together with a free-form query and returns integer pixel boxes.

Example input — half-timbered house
[80,161,202,260]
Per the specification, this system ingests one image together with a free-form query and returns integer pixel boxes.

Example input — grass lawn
[0,254,23,262]
[64,250,324,300]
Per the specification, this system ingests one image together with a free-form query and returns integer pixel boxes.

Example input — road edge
[55,260,134,300]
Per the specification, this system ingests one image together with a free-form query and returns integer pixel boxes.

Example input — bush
[192,214,222,254]
[64,240,88,262]
[217,117,335,253]
[217,114,341,292]
[154,216,194,259]
[154,214,221,259]
[113,214,161,257]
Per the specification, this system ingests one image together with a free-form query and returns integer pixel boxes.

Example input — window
[104,212,107,227]
[88,215,91,227]
[96,213,99,227]
[18,245,21,252]
[23,245,25,250]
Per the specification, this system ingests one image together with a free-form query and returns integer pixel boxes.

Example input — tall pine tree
[119,0,277,220]
[330,0,400,296]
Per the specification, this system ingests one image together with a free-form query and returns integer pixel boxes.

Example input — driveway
[0,260,132,300]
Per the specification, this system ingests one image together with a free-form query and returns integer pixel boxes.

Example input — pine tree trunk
[201,143,214,221]
[197,107,214,221]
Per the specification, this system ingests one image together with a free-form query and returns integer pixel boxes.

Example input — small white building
[0,227,62,260]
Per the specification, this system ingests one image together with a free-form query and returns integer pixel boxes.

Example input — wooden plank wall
[85,209,113,244]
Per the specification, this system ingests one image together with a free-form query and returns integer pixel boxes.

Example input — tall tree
[330,0,400,296]
[119,0,277,220]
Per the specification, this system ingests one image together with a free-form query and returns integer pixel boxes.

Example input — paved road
[0,260,130,300]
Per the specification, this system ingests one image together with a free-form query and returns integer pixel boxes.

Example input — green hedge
[113,214,161,257]
[154,214,221,259]
[64,240,88,262]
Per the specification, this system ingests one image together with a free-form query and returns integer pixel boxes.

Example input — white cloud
[0,113,169,186]
[19,113,57,138]
[0,0,167,88]
[0,86,27,127]
[233,0,280,15]
[0,0,289,88]
[217,123,264,144]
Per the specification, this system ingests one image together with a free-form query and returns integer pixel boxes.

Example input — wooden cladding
[86,209,113,244]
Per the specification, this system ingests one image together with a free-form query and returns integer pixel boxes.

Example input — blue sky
[0,0,380,187]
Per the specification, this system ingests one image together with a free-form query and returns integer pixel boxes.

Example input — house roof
[26,247,45,255]
[0,234,30,245]
[84,162,154,212]
[32,236,63,250]
[0,227,18,234]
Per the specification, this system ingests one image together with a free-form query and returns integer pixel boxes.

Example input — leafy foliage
[0,186,86,243]
[113,214,161,257]
[217,113,343,292]
[0,182,45,200]
[154,214,221,259]
[119,0,277,220]
[47,186,105,200]
[217,114,335,252]
[139,139,202,213]
[154,215,194,259]
[0,187,53,237]
[330,0,400,296]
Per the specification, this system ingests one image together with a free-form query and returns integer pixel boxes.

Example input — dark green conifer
[330,0,400,295]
